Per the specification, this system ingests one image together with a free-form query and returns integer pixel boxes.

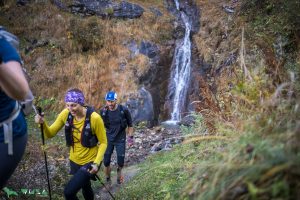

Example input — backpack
[64,107,98,148]
[100,105,128,130]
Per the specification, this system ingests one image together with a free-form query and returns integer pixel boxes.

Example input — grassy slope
[0,0,173,110]
[117,0,300,199]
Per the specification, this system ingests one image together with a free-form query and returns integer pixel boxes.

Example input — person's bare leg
[104,166,111,183]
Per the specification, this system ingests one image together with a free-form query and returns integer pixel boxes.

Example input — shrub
[69,16,105,52]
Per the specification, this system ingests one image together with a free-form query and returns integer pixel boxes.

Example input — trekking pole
[37,106,52,200]
[95,174,116,200]
[88,164,116,200]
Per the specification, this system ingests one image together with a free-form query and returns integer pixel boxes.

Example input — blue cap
[105,91,117,101]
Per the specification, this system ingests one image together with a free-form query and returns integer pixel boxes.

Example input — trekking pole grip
[37,106,45,144]
[37,106,43,116]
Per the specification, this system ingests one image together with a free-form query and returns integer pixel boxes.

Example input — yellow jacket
[42,108,107,166]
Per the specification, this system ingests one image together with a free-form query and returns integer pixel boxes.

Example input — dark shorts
[103,138,126,167]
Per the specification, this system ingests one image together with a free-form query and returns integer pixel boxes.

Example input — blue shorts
[103,138,126,167]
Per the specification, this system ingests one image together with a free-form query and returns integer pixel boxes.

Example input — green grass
[115,120,300,199]
[117,135,231,199]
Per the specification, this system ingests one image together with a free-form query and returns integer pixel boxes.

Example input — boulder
[139,40,159,59]
[112,1,144,19]
[126,87,154,127]
[68,0,144,19]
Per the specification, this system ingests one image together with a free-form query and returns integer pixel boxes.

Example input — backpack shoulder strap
[86,106,94,118]
[100,106,109,128]
[119,104,124,114]
[84,106,94,129]
[100,106,108,117]
[66,111,73,125]
[81,106,98,147]
[65,110,74,147]
[119,104,128,122]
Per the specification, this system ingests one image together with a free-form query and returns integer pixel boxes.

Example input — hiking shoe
[117,175,124,184]
[102,177,112,191]
[106,177,111,183]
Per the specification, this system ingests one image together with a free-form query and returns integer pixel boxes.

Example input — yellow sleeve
[90,112,107,165]
[43,108,69,138]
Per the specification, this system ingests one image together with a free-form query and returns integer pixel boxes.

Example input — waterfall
[167,0,192,122]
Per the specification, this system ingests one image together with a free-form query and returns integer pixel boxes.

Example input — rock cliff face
[52,0,145,18]
[137,45,174,125]
[0,0,232,127]
[51,0,203,126]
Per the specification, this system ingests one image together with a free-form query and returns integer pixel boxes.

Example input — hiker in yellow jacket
[35,88,107,200]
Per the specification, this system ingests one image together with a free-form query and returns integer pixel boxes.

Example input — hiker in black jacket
[100,91,134,185]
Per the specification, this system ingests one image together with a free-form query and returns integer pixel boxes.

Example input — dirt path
[95,166,140,200]
[94,126,182,199]
[2,126,182,199]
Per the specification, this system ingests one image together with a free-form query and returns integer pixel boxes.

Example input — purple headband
[64,90,85,105]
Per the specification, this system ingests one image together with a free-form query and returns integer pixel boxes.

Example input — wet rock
[139,40,160,59]
[178,0,200,34]
[122,125,183,165]
[166,0,200,35]
[163,140,172,151]
[126,87,154,127]
[125,40,160,61]
[70,0,110,16]
[179,114,196,127]
[52,0,68,11]
[173,21,186,39]
[125,40,139,58]
[65,0,144,19]
[112,1,144,19]
[149,7,163,17]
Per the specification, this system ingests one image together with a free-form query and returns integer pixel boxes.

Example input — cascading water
[167,0,192,123]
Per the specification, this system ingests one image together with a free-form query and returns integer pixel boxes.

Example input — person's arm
[91,113,108,165]
[0,38,30,100]
[127,126,134,136]
[35,109,69,138]
[124,107,134,136]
